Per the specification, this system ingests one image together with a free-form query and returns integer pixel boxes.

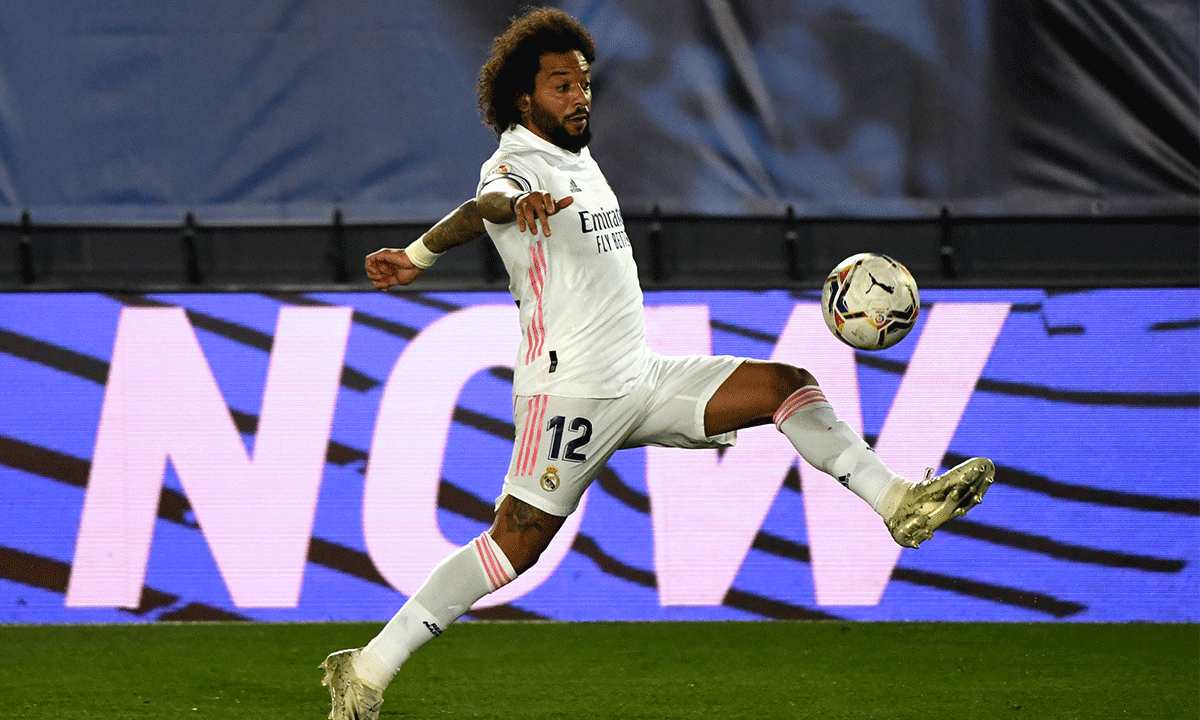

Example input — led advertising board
[1,289,1196,623]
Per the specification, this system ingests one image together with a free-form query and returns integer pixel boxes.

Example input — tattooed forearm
[423,199,486,253]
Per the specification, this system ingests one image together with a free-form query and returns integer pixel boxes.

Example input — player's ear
[516,93,531,114]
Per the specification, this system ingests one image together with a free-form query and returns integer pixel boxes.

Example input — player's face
[521,50,592,152]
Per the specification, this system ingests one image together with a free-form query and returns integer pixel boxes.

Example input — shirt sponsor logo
[579,207,629,254]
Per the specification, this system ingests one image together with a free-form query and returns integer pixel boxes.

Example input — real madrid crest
[540,466,560,492]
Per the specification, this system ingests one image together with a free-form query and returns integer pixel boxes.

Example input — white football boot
[885,457,995,548]
[319,648,384,720]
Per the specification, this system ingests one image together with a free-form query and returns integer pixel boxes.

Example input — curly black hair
[477,7,596,136]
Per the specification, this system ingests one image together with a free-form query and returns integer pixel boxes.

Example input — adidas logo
[569,179,582,192]
[423,621,443,637]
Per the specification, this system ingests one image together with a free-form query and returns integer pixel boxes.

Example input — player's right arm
[478,179,573,237]
[365,199,486,290]
[365,177,576,290]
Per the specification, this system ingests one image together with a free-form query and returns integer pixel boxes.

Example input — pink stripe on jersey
[773,386,829,428]
[524,241,547,365]
[516,395,548,476]
[473,533,512,591]
[533,241,547,358]
[524,267,539,364]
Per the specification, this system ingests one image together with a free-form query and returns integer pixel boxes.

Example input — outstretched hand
[365,248,423,290]
[514,192,575,237]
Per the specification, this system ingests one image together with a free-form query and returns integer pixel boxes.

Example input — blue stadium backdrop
[1,1,1195,223]
[1,288,1197,624]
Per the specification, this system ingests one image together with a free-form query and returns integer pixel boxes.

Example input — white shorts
[499,353,745,516]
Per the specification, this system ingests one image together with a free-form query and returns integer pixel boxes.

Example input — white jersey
[478,124,648,398]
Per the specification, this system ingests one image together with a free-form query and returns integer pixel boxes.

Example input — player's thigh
[703,359,813,435]
[501,394,638,517]
[623,354,745,449]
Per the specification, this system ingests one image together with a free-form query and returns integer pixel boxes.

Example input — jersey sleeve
[478,154,539,195]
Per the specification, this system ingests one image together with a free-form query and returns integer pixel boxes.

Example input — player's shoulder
[479,151,537,193]
[481,128,542,176]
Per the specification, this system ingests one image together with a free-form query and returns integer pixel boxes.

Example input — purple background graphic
[1,288,1196,624]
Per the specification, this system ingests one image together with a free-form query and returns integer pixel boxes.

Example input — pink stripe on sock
[778,387,826,419]
[473,534,511,590]
[478,533,515,590]
[773,386,828,427]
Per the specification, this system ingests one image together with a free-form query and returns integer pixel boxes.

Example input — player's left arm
[365,199,486,290]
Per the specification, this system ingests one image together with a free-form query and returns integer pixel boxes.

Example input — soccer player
[322,8,994,719]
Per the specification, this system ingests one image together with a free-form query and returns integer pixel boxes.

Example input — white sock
[773,386,911,517]
[354,532,516,689]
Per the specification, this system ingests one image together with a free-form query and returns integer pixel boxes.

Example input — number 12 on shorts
[546,415,592,462]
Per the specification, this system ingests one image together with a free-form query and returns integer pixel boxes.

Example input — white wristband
[404,236,442,269]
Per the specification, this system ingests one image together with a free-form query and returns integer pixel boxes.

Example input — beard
[530,103,591,152]
[548,122,591,152]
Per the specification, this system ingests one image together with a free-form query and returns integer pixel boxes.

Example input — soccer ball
[821,253,920,351]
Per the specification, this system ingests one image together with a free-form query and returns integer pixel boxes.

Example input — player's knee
[793,365,818,389]
[763,362,817,402]
[489,497,565,574]
[504,539,550,575]
[488,532,540,575]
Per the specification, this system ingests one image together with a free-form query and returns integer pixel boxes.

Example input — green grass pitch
[3,621,1196,719]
